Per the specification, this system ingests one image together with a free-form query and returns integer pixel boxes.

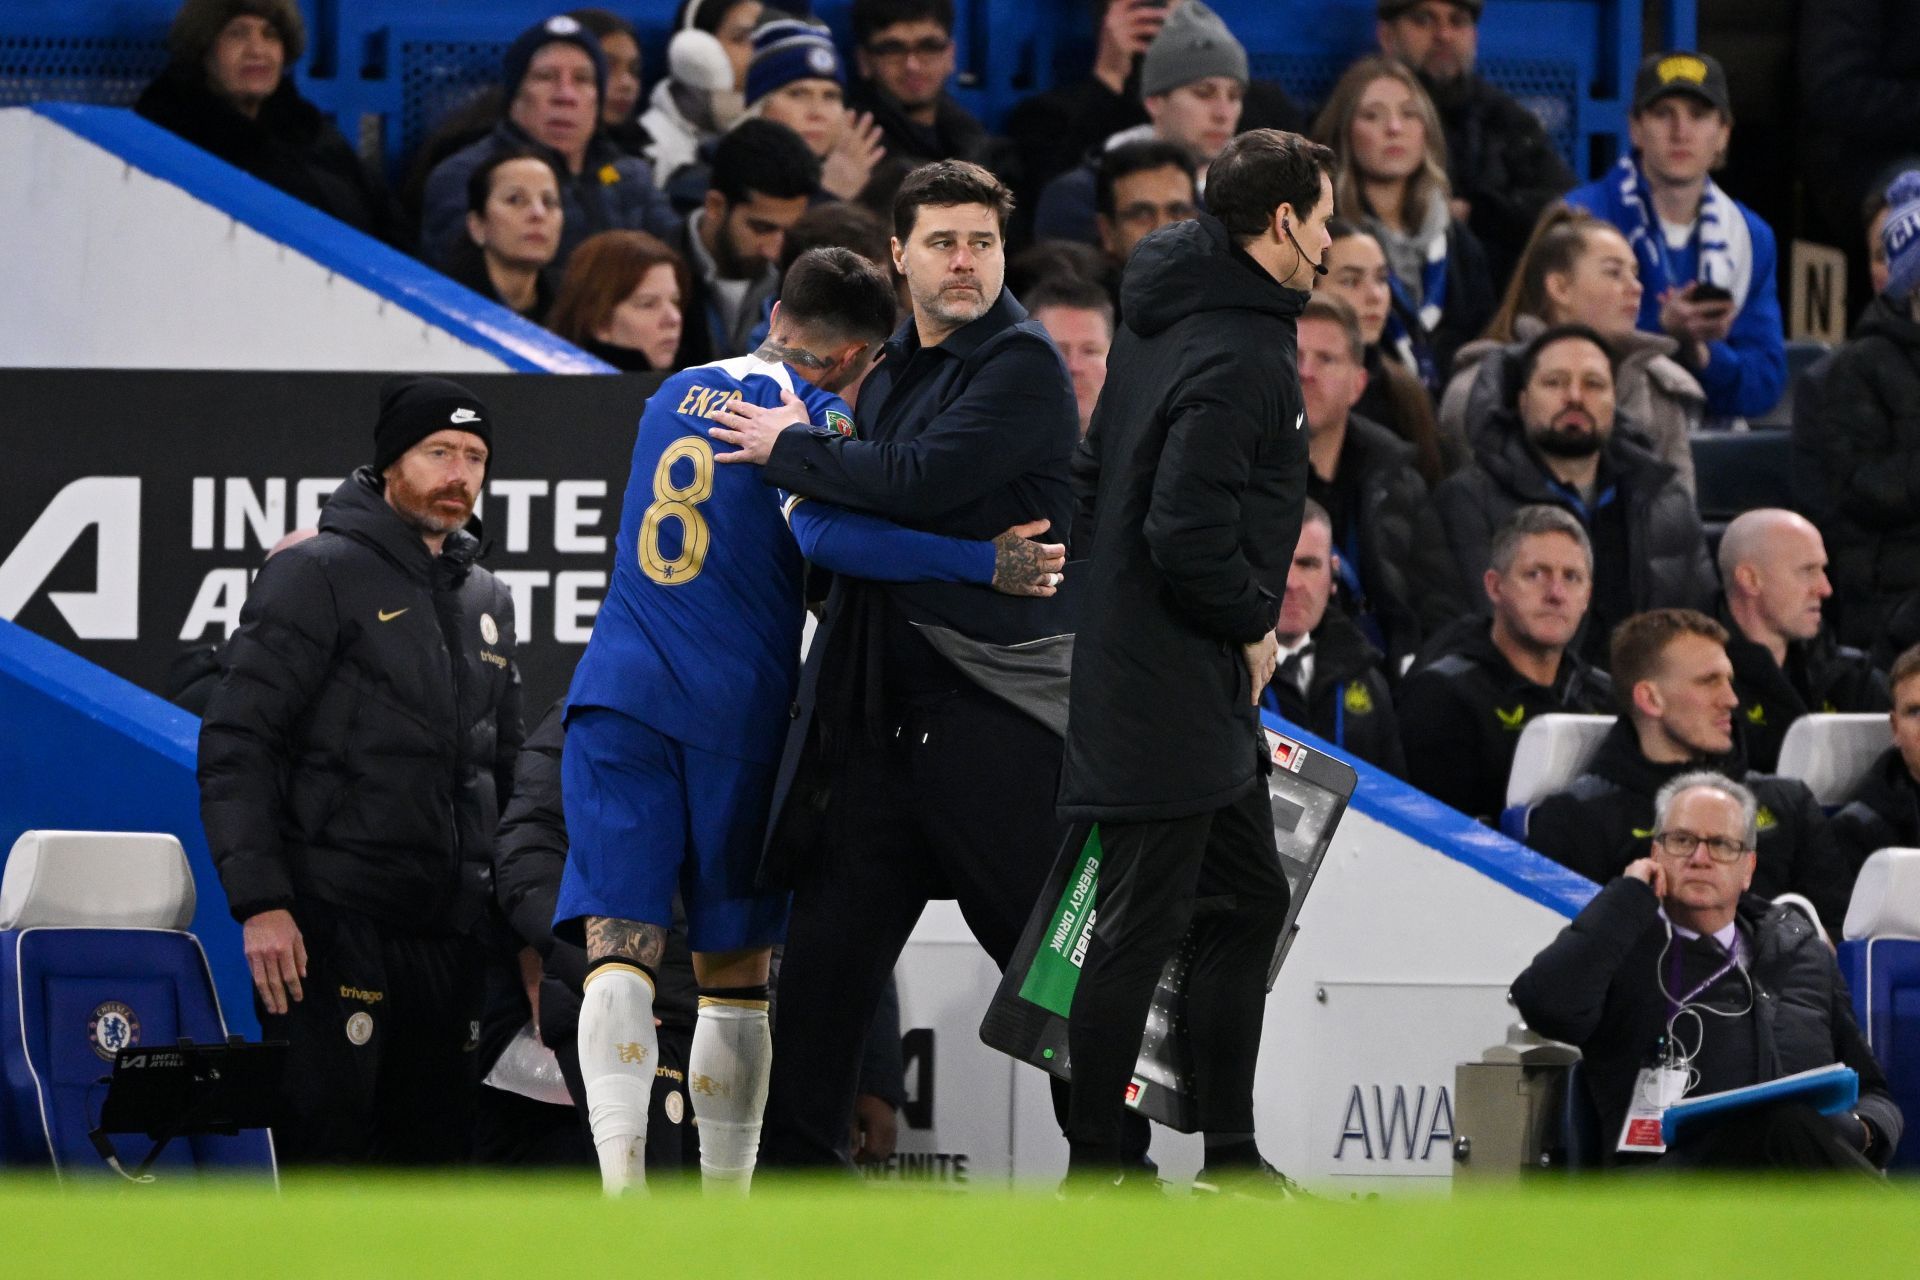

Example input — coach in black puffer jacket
[1808,294,1920,649]
[199,466,523,934]
[1512,876,1902,1169]
[1433,410,1714,669]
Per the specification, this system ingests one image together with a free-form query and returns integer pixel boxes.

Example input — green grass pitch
[2,1174,1915,1277]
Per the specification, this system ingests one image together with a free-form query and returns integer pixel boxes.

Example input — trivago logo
[0,477,141,639]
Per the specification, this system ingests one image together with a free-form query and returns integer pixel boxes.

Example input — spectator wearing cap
[1004,0,1303,229]
[1432,325,1714,671]
[137,0,400,244]
[1031,0,1247,247]
[1805,170,1920,649]
[1565,52,1786,422]
[1374,1,1574,288]
[640,0,764,186]
[1312,56,1497,392]
[845,0,988,171]
[421,14,680,270]
[198,377,524,1164]
[747,16,887,203]
[439,147,566,319]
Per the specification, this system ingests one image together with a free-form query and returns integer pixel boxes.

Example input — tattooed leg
[585,915,668,968]
[580,915,666,1194]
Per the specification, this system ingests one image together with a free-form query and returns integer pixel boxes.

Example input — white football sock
[578,964,659,1196]
[690,996,772,1195]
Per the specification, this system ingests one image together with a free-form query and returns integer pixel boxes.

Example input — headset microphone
[1283,217,1328,278]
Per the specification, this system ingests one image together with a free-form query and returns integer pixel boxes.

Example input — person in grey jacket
[1439,204,1703,490]
[1433,325,1714,670]
[420,15,679,270]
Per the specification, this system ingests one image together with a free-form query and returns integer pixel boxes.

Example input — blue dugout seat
[0,830,275,1179]
[1839,847,1920,1171]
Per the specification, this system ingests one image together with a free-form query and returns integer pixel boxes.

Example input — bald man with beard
[1715,508,1888,772]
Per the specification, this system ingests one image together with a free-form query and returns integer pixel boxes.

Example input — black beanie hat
[502,13,608,106]
[374,376,494,473]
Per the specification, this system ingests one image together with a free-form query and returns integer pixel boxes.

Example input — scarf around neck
[1610,154,1752,312]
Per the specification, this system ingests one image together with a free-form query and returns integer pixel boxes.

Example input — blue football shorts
[554,705,787,954]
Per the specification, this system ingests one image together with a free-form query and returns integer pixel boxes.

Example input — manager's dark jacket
[1059,213,1309,821]
[757,286,1080,879]
[199,469,524,934]
[1512,877,1902,1167]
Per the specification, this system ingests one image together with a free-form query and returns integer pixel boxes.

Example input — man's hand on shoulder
[991,520,1066,597]
[244,907,307,1016]
[710,389,811,465]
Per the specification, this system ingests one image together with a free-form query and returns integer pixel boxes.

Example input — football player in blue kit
[555,248,1066,1195]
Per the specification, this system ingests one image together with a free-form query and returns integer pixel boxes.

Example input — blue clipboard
[1660,1064,1859,1145]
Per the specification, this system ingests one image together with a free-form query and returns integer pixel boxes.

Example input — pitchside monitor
[981,729,1356,1131]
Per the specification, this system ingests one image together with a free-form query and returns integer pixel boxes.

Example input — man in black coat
[1513,773,1900,1171]
[197,377,524,1163]
[1056,130,1334,1190]
[1715,509,1890,774]
[1832,646,1920,874]
[1260,500,1405,777]
[1400,504,1612,823]
[1375,0,1575,287]
[1433,324,1715,671]
[706,161,1092,1169]
[1298,293,1463,668]
[1527,609,1855,932]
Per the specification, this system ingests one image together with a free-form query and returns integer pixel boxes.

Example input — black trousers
[1065,783,1291,1167]
[761,686,1146,1167]
[259,899,484,1165]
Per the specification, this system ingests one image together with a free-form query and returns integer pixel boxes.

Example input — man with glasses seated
[1513,773,1902,1171]
[847,0,989,171]
[1527,609,1855,931]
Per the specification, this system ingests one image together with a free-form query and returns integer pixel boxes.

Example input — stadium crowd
[131,0,1920,1182]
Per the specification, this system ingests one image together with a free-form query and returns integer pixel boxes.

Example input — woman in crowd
[548,231,689,371]
[746,15,887,203]
[441,148,565,320]
[137,0,397,243]
[1313,57,1495,393]
[1317,218,1446,486]
[643,0,765,184]
[569,8,648,157]
[1440,203,1704,489]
